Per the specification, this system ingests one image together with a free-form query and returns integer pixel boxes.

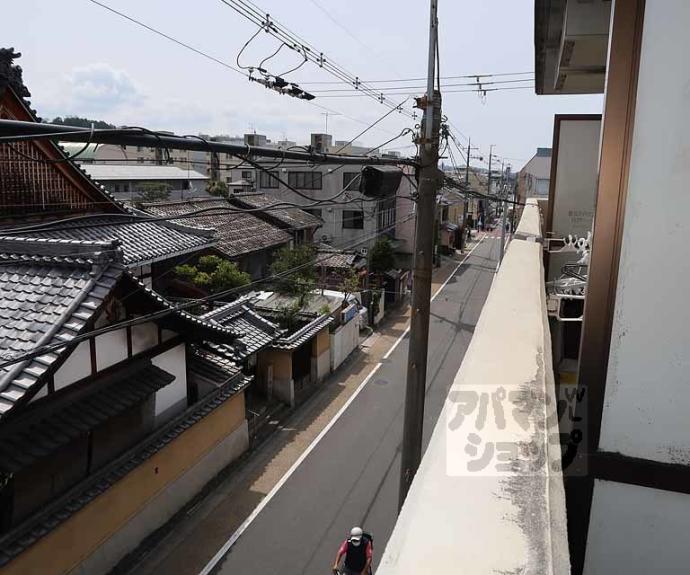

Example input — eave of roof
[0,373,250,567]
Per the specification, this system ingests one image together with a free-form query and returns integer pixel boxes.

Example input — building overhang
[535,0,612,95]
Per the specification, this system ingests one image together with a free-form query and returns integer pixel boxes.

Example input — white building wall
[256,164,387,250]
[151,343,188,424]
[598,0,690,463]
[54,341,91,391]
[330,316,359,371]
[584,480,690,574]
[131,323,159,356]
[95,329,128,371]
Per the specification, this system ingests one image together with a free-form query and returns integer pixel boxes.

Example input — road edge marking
[198,234,486,575]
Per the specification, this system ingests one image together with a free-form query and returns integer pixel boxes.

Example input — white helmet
[350,526,363,546]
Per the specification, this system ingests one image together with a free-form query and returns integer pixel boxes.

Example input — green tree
[270,244,317,307]
[337,267,360,304]
[174,256,250,294]
[207,180,229,198]
[50,116,116,129]
[135,182,171,203]
[368,237,396,276]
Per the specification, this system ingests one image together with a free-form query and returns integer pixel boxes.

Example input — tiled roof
[141,199,291,258]
[21,215,215,266]
[0,236,240,419]
[269,314,334,351]
[230,192,322,231]
[0,236,127,417]
[0,375,249,567]
[0,362,174,473]
[188,346,242,385]
[316,250,363,269]
[201,296,282,360]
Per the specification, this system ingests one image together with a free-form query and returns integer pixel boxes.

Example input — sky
[2,0,603,171]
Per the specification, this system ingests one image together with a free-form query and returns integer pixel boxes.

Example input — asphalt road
[206,237,499,575]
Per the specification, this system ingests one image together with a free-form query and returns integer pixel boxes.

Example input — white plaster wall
[151,344,187,422]
[54,341,91,390]
[551,119,601,238]
[599,0,690,463]
[584,480,690,574]
[330,318,359,371]
[68,420,249,575]
[131,323,158,355]
[95,329,128,371]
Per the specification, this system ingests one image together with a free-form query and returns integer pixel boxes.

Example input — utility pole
[459,137,472,252]
[399,0,441,511]
[499,165,508,264]
[485,144,494,229]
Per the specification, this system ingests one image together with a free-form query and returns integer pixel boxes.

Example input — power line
[309,78,536,93]
[83,0,402,136]
[0,212,415,368]
[315,85,535,97]
[299,71,535,85]
[217,0,417,118]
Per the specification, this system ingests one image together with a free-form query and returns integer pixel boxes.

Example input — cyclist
[332,526,373,575]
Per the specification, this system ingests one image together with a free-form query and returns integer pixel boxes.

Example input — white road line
[198,235,487,575]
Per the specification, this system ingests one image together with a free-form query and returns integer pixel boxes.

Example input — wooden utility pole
[399,0,442,510]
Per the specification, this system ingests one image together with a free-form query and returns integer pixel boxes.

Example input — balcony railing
[378,199,570,574]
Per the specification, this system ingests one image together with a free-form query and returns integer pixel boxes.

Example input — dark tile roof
[268,314,334,351]
[201,296,282,360]
[0,236,240,419]
[140,199,291,258]
[316,250,364,270]
[0,236,127,417]
[0,374,249,568]
[0,362,174,473]
[21,215,215,266]
[188,346,242,385]
[229,192,323,231]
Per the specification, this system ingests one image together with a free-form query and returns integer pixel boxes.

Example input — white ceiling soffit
[535,0,612,95]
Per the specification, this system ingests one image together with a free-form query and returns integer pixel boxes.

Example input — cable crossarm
[217,0,417,118]
[0,119,418,167]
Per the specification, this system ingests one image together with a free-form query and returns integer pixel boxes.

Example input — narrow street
[196,236,499,575]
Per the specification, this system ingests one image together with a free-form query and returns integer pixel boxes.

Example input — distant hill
[49,116,116,129]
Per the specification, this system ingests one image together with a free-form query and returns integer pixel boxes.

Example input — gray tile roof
[0,362,174,473]
[0,236,127,417]
[316,250,364,270]
[0,236,240,419]
[201,296,282,360]
[141,199,291,258]
[230,192,323,231]
[188,346,242,385]
[0,373,250,567]
[269,314,334,351]
[21,215,215,266]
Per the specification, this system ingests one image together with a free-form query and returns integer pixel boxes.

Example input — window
[259,170,280,189]
[342,210,364,229]
[303,208,322,219]
[288,171,323,190]
[343,172,360,190]
[137,157,144,163]
[242,170,253,181]
[136,146,143,152]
